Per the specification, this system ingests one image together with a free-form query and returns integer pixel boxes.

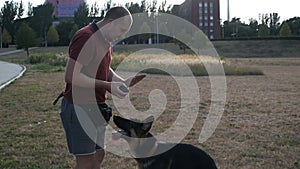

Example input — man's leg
[75,155,95,169]
[74,150,105,169]
[93,150,105,169]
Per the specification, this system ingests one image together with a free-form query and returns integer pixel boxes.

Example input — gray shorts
[60,98,108,156]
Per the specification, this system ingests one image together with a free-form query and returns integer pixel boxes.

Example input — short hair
[104,7,131,21]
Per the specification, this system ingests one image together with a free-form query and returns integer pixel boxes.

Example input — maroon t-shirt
[63,23,112,104]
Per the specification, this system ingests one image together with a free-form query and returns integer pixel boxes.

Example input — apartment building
[176,0,221,39]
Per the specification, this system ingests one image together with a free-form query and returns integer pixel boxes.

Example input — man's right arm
[65,58,127,98]
[65,58,110,89]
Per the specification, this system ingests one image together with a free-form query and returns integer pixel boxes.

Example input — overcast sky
[0,0,299,23]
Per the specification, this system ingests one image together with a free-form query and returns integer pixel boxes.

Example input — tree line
[0,0,299,56]
[222,13,300,38]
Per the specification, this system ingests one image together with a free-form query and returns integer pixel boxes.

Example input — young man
[60,7,145,169]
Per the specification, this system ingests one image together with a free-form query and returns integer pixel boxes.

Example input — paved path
[0,49,23,56]
[0,60,26,90]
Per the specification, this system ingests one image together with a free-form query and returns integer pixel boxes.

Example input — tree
[258,24,270,37]
[125,2,142,14]
[139,22,152,43]
[69,24,79,40]
[89,2,100,17]
[269,13,280,36]
[286,17,300,36]
[279,22,292,37]
[30,3,54,46]
[2,28,12,47]
[46,25,59,46]
[74,2,90,28]
[176,29,192,54]
[249,18,258,37]
[223,18,242,38]
[56,20,75,45]
[27,2,33,17]
[1,1,18,42]
[191,30,208,54]
[16,23,38,57]
[17,0,24,19]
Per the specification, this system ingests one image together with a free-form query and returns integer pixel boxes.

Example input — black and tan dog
[112,115,218,169]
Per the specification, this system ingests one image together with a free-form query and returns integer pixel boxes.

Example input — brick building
[176,0,221,39]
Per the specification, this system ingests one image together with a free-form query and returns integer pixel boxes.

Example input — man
[60,7,145,169]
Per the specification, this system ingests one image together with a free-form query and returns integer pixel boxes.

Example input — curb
[0,64,27,90]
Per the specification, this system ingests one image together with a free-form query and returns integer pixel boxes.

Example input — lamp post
[0,27,2,48]
[154,11,159,48]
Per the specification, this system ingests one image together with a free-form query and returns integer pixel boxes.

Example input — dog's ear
[141,116,154,133]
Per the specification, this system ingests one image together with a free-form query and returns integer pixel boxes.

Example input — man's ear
[141,116,154,133]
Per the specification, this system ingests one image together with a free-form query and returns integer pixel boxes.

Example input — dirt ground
[102,57,300,169]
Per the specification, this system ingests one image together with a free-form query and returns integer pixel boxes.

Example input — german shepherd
[112,115,218,169]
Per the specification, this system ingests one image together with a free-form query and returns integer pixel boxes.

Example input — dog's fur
[113,115,218,169]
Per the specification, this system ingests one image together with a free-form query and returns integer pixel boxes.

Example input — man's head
[101,6,133,42]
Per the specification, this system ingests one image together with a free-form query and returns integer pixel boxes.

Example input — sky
[0,0,299,23]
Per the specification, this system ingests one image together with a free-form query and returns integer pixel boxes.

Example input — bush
[27,52,68,72]
[28,53,67,65]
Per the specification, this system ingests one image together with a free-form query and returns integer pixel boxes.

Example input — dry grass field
[0,49,299,168]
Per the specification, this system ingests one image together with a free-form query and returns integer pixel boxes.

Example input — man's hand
[109,82,129,98]
[125,74,146,87]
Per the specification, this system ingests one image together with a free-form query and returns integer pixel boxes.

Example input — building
[46,0,85,18]
[177,0,221,39]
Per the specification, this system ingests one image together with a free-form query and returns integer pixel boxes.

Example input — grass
[111,53,264,76]
[0,46,263,76]
[2,47,298,169]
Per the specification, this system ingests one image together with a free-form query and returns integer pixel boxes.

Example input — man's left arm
[108,67,146,87]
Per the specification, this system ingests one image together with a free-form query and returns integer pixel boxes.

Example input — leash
[52,92,64,105]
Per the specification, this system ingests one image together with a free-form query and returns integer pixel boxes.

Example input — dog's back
[136,142,217,169]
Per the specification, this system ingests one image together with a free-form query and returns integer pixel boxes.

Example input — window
[210,35,214,39]
[210,16,214,20]
[204,2,208,7]
[210,22,214,26]
[204,16,208,20]
[199,16,203,21]
[199,7,203,14]
[199,2,202,7]
[205,22,208,26]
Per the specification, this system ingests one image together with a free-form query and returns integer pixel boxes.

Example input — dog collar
[145,141,158,158]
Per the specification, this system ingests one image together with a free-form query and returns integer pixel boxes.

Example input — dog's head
[112,115,156,158]
[112,115,154,139]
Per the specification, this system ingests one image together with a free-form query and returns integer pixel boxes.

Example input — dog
[112,115,218,169]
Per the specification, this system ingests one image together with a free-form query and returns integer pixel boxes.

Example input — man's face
[107,16,132,42]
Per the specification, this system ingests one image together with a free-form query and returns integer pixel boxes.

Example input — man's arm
[65,58,127,98]
[108,67,125,83]
[108,67,146,87]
